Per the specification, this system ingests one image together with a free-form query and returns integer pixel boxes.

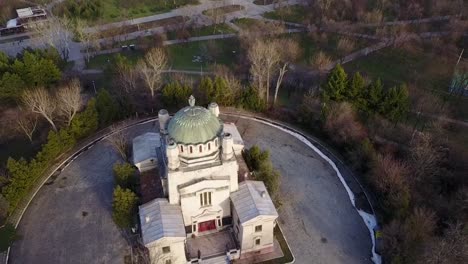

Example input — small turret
[158,109,170,134]
[208,102,220,117]
[166,141,180,170]
[222,133,233,160]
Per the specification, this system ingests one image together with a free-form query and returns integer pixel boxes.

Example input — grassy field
[53,0,198,25]
[87,38,240,71]
[166,38,240,71]
[87,50,144,69]
[165,23,236,40]
[345,47,468,119]
[263,5,307,24]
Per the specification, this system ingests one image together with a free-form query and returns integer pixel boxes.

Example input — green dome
[168,105,222,145]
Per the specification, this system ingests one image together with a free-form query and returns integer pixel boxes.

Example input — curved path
[9,115,374,264]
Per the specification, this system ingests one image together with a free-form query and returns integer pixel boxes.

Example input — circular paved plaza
[9,116,372,264]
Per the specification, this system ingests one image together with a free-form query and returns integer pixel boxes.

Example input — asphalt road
[9,116,372,264]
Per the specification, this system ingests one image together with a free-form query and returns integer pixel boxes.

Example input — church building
[133,96,278,264]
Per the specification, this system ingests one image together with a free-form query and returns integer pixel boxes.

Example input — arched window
[180,146,183,153]
[208,143,211,151]
[215,139,218,147]
[199,145,202,153]
[189,146,193,153]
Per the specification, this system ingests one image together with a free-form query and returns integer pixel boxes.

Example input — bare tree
[57,79,83,125]
[34,16,73,61]
[248,39,280,103]
[16,111,38,142]
[116,63,138,94]
[273,39,300,105]
[273,63,288,105]
[74,19,100,63]
[107,126,130,161]
[137,48,168,98]
[22,87,57,131]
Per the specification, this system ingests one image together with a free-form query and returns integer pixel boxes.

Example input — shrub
[239,86,266,112]
[311,51,332,71]
[0,223,16,252]
[112,186,138,228]
[162,81,192,108]
[113,162,136,188]
[243,145,280,201]
[337,38,355,54]
[324,102,367,145]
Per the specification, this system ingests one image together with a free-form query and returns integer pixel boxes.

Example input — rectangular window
[255,225,262,232]
[208,143,211,150]
[180,146,183,152]
[193,224,197,232]
[218,219,222,227]
[255,238,261,246]
[190,146,193,153]
[162,246,171,254]
[200,192,212,206]
[165,259,172,264]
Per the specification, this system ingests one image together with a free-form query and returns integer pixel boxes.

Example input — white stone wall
[177,138,219,160]
[235,216,277,254]
[168,159,239,205]
[147,237,186,264]
[179,179,232,226]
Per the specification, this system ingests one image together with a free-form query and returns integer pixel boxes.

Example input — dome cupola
[167,95,223,145]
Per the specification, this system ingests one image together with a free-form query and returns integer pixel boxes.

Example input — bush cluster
[1,100,99,213]
[0,50,62,103]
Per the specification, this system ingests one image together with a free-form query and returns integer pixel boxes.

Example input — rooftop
[230,181,278,224]
[167,96,223,145]
[139,199,185,245]
[132,132,160,165]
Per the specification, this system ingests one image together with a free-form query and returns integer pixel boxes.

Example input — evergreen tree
[322,64,348,102]
[112,186,138,228]
[162,81,192,108]
[366,78,384,114]
[347,72,365,103]
[96,89,118,126]
[0,73,26,103]
[0,52,9,74]
[199,77,214,104]
[113,162,136,189]
[71,99,99,139]
[382,84,410,123]
[213,76,234,106]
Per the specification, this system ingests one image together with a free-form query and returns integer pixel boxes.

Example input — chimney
[208,102,220,117]
[261,191,266,198]
[158,109,170,135]
[222,133,233,160]
[145,215,150,223]
[166,141,180,170]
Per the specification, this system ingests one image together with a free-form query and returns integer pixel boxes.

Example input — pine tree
[71,99,99,139]
[383,84,410,123]
[322,64,348,102]
[367,78,384,114]
[347,72,365,102]
[96,89,118,126]
[199,77,214,104]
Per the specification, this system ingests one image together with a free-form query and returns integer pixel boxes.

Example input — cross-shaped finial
[188,95,195,107]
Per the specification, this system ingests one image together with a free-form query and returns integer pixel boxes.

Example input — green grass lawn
[54,0,199,25]
[166,38,240,71]
[344,47,468,119]
[87,38,240,72]
[263,5,307,24]
[87,50,144,69]
[165,24,236,40]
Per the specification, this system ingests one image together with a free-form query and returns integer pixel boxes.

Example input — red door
[198,220,216,232]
